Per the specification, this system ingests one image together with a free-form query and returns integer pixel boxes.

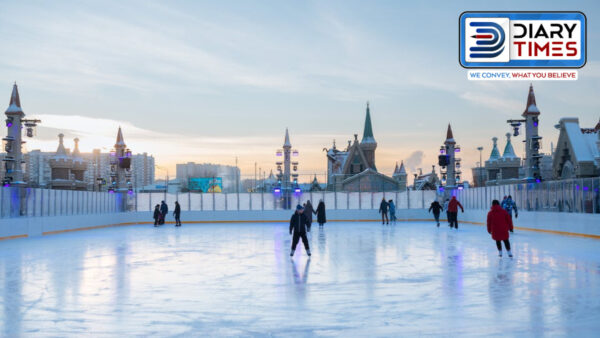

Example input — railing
[0,186,123,218]
[455,177,600,214]
[132,190,438,212]
[3,176,598,218]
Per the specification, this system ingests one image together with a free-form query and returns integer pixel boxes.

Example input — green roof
[362,102,374,140]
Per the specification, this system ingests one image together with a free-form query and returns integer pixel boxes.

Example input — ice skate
[307,250,311,257]
[508,251,513,258]
[498,251,502,257]
[290,250,295,257]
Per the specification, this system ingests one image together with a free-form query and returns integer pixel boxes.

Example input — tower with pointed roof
[48,134,89,190]
[323,102,401,192]
[441,124,460,188]
[275,128,298,208]
[48,133,74,189]
[360,102,377,170]
[484,134,521,184]
[108,127,132,192]
[522,84,543,180]
[3,84,27,186]
[392,161,407,191]
[71,138,88,189]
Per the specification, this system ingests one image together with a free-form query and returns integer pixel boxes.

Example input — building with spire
[3,83,40,186]
[522,84,543,181]
[438,124,461,189]
[552,117,600,179]
[392,161,407,190]
[484,133,522,185]
[108,127,133,192]
[324,102,403,192]
[273,128,299,208]
[48,134,88,190]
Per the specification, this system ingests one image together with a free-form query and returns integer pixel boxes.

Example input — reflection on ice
[0,221,599,335]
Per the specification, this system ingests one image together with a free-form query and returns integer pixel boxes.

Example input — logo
[460,12,586,68]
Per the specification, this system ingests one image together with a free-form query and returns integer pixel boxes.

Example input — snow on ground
[1,220,599,336]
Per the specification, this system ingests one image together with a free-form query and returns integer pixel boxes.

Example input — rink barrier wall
[0,209,599,241]
[459,210,600,239]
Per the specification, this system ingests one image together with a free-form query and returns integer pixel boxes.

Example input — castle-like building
[484,133,521,184]
[48,134,88,190]
[477,85,554,186]
[324,103,406,192]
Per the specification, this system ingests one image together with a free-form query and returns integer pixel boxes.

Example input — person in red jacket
[447,196,464,229]
[487,200,514,258]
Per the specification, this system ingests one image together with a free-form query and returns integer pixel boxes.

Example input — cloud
[404,151,424,172]
[460,91,522,115]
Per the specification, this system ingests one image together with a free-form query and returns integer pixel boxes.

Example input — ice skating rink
[1,221,599,336]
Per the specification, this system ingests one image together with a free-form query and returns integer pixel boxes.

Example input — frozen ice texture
[0,221,599,336]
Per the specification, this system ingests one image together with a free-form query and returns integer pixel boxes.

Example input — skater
[487,200,513,258]
[316,199,326,227]
[428,200,443,227]
[153,204,160,227]
[289,204,311,257]
[304,200,314,232]
[443,198,450,227]
[388,199,397,223]
[160,201,168,225]
[379,198,389,225]
[447,196,464,229]
[173,201,181,226]
[501,195,518,232]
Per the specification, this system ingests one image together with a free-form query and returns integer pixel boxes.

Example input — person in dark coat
[160,201,168,225]
[304,200,314,231]
[428,200,443,227]
[173,201,181,227]
[153,204,160,227]
[289,204,311,257]
[447,196,464,229]
[316,199,326,227]
[487,200,514,258]
[379,198,389,225]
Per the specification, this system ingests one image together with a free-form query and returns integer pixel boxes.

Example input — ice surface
[1,221,599,336]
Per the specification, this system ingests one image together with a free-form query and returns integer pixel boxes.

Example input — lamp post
[477,146,484,187]
[155,165,169,199]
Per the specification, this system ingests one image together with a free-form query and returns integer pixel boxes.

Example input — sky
[1,0,599,183]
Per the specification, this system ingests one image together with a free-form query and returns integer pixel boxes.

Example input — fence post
[212,177,216,211]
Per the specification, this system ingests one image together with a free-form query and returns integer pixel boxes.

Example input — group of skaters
[427,195,519,258]
[427,196,464,229]
[378,198,397,224]
[152,201,182,227]
[154,193,520,259]
[289,200,326,257]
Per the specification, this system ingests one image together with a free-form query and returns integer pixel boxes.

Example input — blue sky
[1,0,599,181]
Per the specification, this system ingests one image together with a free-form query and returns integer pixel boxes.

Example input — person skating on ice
[379,198,389,225]
[289,204,311,257]
[428,200,443,227]
[501,195,518,232]
[173,201,181,227]
[447,196,464,229]
[153,204,160,227]
[388,199,397,223]
[159,201,168,225]
[304,200,314,232]
[487,200,514,258]
[316,199,326,227]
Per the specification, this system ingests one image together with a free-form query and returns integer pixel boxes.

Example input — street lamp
[477,146,484,187]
